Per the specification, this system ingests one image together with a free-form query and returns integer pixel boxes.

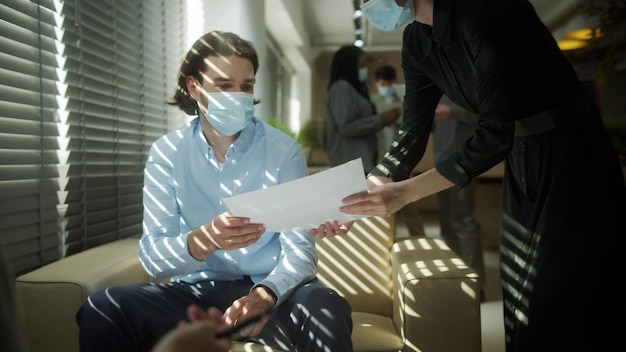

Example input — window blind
[0,0,187,276]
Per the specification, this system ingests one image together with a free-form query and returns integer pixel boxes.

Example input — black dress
[370,0,626,351]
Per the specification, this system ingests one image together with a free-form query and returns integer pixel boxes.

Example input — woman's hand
[340,179,412,217]
[341,170,454,217]
[308,175,397,236]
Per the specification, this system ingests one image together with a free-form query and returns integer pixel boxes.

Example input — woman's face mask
[358,68,369,83]
[199,91,255,136]
[361,0,415,32]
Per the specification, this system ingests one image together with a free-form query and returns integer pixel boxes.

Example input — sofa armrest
[15,237,149,352]
[391,237,481,352]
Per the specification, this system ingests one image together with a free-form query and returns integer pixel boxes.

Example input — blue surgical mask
[377,86,395,98]
[201,92,255,136]
[361,0,415,32]
[358,68,368,83]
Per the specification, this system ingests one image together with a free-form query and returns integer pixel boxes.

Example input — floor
[396,211,505,352]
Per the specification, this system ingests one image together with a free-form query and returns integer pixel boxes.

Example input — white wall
[197,0,269,118]
[186,0,315,133]
[265,0,313,132]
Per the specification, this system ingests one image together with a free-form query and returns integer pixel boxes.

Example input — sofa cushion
[314,216,394,317]
[392,237,481,352]
[230,312,403,352]
[15,238,147,352]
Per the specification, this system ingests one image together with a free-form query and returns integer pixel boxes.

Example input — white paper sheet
[222,158,367,232]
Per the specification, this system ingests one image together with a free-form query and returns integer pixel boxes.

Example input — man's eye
[217,84,233,90]
[242,85,254,92]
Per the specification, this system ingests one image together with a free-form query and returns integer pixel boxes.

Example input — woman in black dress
[340,1,626,351]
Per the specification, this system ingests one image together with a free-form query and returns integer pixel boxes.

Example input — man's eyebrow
[210,76,256,83]
[211,76,232,82]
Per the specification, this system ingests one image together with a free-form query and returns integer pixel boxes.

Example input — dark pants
[437,180,485,288]
[500,100,624,352]
[76,277,353,352]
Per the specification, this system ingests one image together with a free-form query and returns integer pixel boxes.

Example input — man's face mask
[361,0,415,32]
[200,91,255,136]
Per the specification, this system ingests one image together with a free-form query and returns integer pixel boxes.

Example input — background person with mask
[76,31,353,352]
[372,64,426,238]
[341,1,626,351]
[371,64,403,163]
[433,95,485,298]
[325,45,401,173]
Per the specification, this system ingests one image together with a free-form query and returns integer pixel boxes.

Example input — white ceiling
[297,0,584,51]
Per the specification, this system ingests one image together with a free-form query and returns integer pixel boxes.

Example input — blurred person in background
[325,45,401,173]
[433,95,486,298]
[371,64,403,164]
[372,64,426,238]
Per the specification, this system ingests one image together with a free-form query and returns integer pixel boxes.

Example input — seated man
[76,31,353,352]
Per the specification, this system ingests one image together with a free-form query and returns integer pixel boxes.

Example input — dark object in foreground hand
[215,311,268,339]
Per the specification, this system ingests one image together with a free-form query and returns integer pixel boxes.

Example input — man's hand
[188,211,265,260]
[221,287,276,338]
[309,221,353,238]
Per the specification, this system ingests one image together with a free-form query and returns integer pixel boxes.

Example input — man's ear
[186,75,200,100]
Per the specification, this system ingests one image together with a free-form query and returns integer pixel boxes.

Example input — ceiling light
[557,39,589,51]
[552,13,601,52]
[566,27,603,40]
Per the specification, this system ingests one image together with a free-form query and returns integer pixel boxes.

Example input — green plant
[296,119,325,150]
[264,116,296,139]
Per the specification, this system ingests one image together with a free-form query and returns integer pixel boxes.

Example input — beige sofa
[16,216,481,352]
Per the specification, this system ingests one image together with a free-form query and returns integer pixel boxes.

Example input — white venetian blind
[0,0,187,276]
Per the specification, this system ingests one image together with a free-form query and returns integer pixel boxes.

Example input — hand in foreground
[188,211,265,259]
[152,305,231,352]
[309,221,353,239]
[221,287,275,338]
